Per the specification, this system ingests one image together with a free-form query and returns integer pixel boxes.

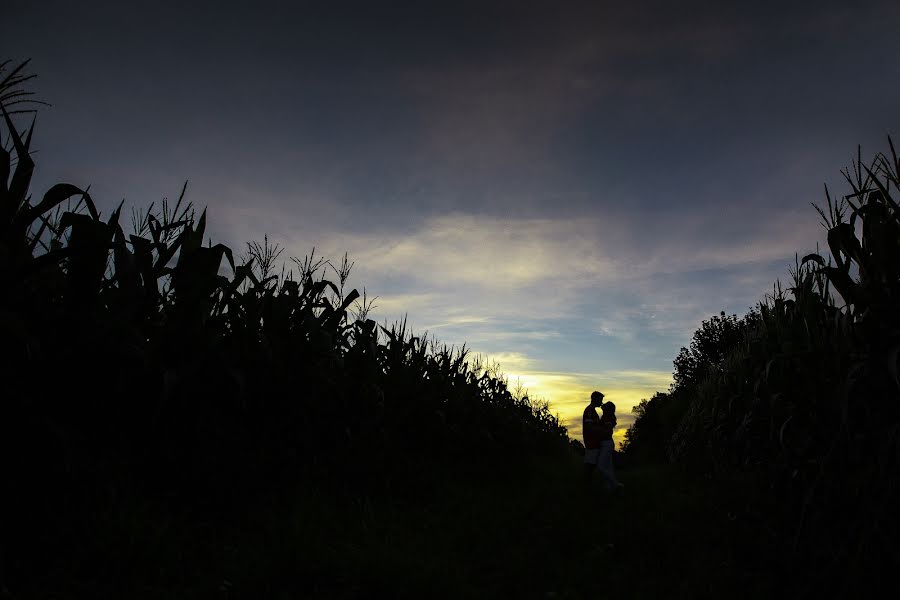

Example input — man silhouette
[582,391,605,487]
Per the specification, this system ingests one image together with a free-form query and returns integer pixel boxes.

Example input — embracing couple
[583,391,624,493]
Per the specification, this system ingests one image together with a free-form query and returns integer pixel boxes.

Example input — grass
[22,454,790,599]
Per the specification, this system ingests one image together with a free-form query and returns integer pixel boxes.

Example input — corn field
[0,61,568,583]
[633,142,900,591]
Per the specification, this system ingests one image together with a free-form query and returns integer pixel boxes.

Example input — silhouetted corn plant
[665,141,900,590]
[1,61,568,578]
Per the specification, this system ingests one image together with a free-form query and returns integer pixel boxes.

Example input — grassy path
[199,458,779,599]
[24,455,784,599]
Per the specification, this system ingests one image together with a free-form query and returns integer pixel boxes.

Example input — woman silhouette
[595,401,624,492]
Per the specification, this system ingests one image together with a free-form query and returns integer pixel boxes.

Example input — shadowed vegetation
[624,141,900,595]
[0,62,569,597]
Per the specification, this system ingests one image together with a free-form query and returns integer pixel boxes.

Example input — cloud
[259,212,627,330]
[357,214,618,287]
[215,205,825,376]
[361,292,441,320]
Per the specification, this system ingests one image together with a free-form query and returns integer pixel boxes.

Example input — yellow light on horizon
[499,367,673,449]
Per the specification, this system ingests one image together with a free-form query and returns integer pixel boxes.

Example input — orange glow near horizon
[487,358,674,449]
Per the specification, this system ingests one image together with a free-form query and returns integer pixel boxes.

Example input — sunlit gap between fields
[452,353,673,448]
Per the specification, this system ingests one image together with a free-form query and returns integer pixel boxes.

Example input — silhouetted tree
[671,310,756,392]
[623,311,757,462]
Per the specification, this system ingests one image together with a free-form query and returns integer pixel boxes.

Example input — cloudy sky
[7,0,900,442]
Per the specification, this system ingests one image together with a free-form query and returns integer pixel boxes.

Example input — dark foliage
[671,311,757,391]
[0,62,568,592]
[624,141,900,595]
[622,311,757,463]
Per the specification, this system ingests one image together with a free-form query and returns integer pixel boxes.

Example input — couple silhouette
[583,391,624,492]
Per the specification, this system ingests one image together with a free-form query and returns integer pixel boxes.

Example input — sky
[6,0,900,444]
